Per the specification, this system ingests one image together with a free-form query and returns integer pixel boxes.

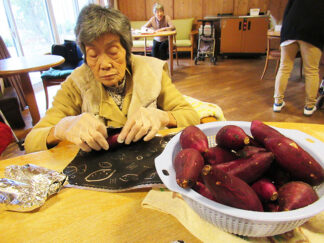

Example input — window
[1,0,95,57]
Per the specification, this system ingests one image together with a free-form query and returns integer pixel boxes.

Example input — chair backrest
[172,18,194,40]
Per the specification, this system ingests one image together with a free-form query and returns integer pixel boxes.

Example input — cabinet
[220,16,269,54]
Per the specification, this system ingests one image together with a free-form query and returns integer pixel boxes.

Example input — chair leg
[300,58,303,79]
[260,58,270,80]
[191,47,193,60]
[275,59,280,75]
[42,81,50,110]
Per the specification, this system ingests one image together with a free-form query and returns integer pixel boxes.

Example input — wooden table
[1,123,324,242]
[0,55,65,125]
[132,30,176,75]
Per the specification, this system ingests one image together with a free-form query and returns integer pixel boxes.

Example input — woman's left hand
[117,107,169,144]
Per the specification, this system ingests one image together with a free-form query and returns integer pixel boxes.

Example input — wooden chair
[260,35,303,80]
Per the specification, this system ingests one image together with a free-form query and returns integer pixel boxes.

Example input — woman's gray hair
[153,3,164,13]
[75,4,133,66]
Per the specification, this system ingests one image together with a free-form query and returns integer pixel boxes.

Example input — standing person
[273,0,324,116]
[143,3,175,60]
[24,4,199,153]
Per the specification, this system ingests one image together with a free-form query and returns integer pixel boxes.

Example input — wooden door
[220,18,243,53]
[242,17,268,53]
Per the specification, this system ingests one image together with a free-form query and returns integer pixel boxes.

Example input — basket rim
[155,121,324,223]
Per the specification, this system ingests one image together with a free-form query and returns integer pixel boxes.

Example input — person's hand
[117,107,169,144]
[54,113,108,152]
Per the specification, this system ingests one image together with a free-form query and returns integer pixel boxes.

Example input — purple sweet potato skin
[251,178,278,202]
[106,133,121,150]
[204,146,237,165]
[265,162,292,188]
[180,125,209,153]
[174,148,205,188]
[278,181,319,211]
[264,202,280,212]
[214,152,274,184]
[237,146,267,158]
[194,181,214,200]
[250,120,284,146]
[264,137,324,186]
[216,125,250,150]
[202,165,264,211]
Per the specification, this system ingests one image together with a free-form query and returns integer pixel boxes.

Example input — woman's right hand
[52,113,108,152]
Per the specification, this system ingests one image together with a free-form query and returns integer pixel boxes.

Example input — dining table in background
[132,30,177,75]
[0,54,65,125]
[267,29,280,37]
[1,123,324,242]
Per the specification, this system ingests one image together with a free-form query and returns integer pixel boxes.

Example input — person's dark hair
[75,4,133,66]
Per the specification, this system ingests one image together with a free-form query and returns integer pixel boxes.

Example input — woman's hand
[52,113,108,152]
[117,107,170,144]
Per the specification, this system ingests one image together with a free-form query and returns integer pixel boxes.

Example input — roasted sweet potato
[265,162,292,188]
[250,120,284,146]
[264,202,280,212]
[251,178,278,202]
[236,146,267,158]
[106,133,121,150]
[180,125,209,153]
[202,165,264,211]
[204,146,237,165]
[214,152,274,184]
[174,148,205,188]
[193,181,214,200]
[264,137,324,186]
[216,125,250,150]
[278,181,319,211]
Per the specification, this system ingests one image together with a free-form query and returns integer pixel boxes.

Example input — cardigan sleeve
[24,78,83,153]
[157,67,200,127]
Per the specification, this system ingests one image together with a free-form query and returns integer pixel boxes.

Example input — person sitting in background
[273,0,324,116]
[24,4,200,153]
[142,3,175,60]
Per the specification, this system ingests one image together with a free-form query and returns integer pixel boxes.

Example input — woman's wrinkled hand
[117,107,169,144]
[53,113,108,152]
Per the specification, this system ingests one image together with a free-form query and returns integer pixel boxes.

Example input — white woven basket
[155,121,324,237]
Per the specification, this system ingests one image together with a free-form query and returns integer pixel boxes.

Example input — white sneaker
[304,106,316,116]
[273,101,285,112]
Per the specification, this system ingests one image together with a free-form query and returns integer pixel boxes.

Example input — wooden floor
[173,55,324,123]
[2,55,324,159]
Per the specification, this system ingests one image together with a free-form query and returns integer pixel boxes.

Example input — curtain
[0,35,27,109]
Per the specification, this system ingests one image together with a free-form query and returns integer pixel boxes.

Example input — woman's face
[154,9,164,21]
[85,33,126,87]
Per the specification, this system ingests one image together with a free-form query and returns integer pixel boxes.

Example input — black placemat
[63,131,175,192]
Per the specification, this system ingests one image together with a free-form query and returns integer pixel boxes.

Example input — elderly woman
[143,3,175,60]
[24,4,199,153]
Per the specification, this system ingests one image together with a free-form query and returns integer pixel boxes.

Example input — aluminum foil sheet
[0,164,66,212]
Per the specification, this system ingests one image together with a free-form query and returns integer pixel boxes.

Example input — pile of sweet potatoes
[173,121,324,212]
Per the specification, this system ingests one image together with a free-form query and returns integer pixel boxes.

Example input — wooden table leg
[19,73,40,125]
[144,37,147,56]
[168,34,174,75]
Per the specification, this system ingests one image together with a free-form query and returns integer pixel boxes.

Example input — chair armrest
[190,29,198,36]
[190,30,198,44]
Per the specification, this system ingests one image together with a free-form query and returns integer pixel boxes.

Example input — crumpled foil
[0,164,66,212]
